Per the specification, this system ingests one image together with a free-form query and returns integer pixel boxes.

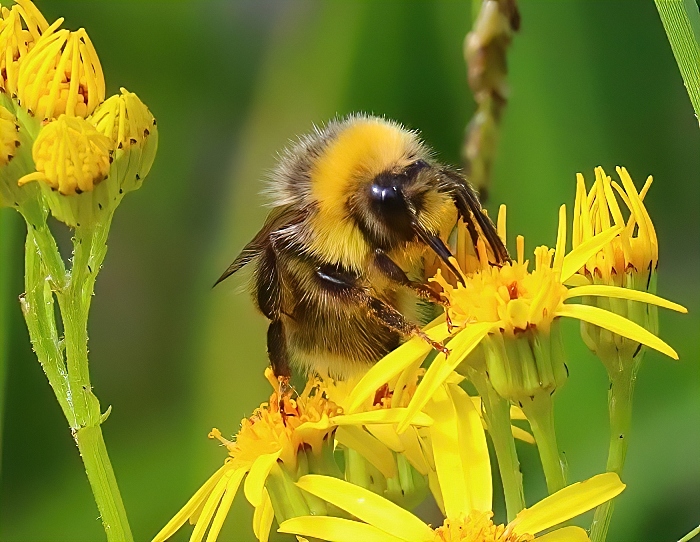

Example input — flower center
[433,512,532,542]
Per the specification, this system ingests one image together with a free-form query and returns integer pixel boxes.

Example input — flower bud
[0,1,49,100]
[17,114,112,226]
[17,23,104,120]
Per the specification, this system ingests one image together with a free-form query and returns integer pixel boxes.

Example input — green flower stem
[521,392,566,494]
[19,211,133,542]
[470,370,525,521]
[590,355,640,542]
[21,229,75,425]
[18,199,66,290]
[75,425,132,542]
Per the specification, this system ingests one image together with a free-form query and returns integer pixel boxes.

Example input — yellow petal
[560,226,623,281]
[552,205,567,276]
[190,470,234,542]
[333,409,433,427]
[446,383,492,512]
[335,426,397,479]
[512,425,536,445]
[424,386,471,518]
[253,489,275,542]
[511,472,625,535]
[565,285,687,313]
[510,405,527,421]
[294,475,433,541]
[535,526,590,542]
[244,451,282,507]
[205,468,246,542]
[346,323,450,413]
[556,304,678,359]
[398,322,494,433]
[397,427,431,475]
[279,516,407,542]
[563,273,592,287]
[152,465,229,542]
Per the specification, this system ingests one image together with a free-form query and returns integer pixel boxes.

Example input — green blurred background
[0,1,698,541]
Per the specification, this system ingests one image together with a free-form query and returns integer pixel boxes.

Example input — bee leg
[267,320,291,387]
[257,243,292,393]
[315,265,450,356]
[373,249,446,305]
[366,296,450,356]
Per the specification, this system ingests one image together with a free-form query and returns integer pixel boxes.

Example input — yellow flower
[153,369,438,542]
[0,104,18,167]
[279,380,625,542]
[18,114,111,195]
[343,203,684,432]
[17,19,104,120]
[0,0,48,97]
[572,166,660,362]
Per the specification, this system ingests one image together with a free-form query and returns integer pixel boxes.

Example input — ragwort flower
[280,378,625,542]
[153,369,437,542]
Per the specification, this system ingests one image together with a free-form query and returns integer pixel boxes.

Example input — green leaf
[655,0,700,125]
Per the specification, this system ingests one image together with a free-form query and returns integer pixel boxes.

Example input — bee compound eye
[370,183,401,204]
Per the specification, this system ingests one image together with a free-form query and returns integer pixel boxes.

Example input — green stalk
[654,0,700,125]
[590,356,640,542]
[75,425,132,542]
[679,524,700,542]
[19,211,133,542]
[521,392,566,494]
[470,369,525,521]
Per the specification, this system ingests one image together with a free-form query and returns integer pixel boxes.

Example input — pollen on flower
[211,369,341,471]
[17,23,105,120]
[0,1,49,95]
[434,511,532,542]
[432,245,567,336]
[18,114,112,195]
[0,105,18,166]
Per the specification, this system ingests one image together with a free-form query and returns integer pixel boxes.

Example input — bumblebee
[216,115,507,381]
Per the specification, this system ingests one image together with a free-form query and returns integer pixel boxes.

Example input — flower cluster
[154,167,685,542]
[0,0,158,227]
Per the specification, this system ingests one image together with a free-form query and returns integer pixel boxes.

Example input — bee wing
[214,204,303,286]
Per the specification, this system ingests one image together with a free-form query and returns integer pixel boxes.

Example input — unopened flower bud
[17,23,104,120]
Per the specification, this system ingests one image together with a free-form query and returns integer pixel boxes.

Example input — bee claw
[277,375,292,398]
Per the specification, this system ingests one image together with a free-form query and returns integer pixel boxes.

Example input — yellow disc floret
[0,105,18,166]
[434,511,532,542]
[18,114,112,195]
[210,368,341,471]
[433,237,567,336]
[17,23,105,119]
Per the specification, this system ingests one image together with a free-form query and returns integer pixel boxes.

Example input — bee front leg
[315,265,449,356]
[267,319,292,395]
[365,296,450,356]
[373,249,446,305]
